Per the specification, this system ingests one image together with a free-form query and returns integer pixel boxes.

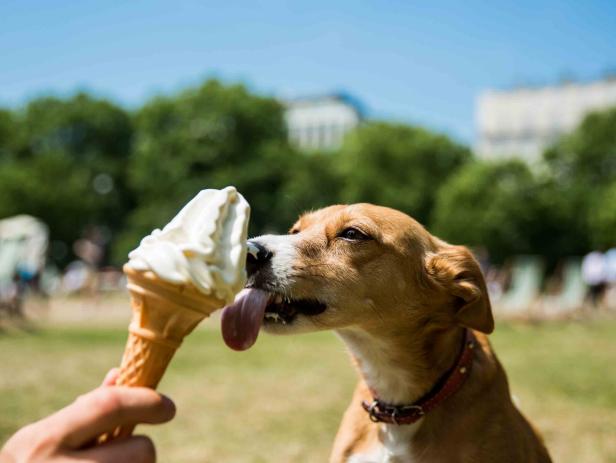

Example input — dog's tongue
[221,288,269,351]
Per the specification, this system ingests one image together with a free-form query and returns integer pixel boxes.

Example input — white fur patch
[338,327,423,463]
[346,422,421,462]
[250,234,298,293]
[347,447,385,463]
[337,328,419,405]
[381,422,421,461]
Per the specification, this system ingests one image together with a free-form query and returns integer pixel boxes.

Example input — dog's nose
[246,240,272,276]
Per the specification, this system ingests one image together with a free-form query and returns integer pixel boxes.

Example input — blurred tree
[115,80,303,263]
[431,159,538,263]
[336,122,470,226]
[544,107,616,190]
[523,176,590,263]
[19,94,132,161]
[539,106,616,255]
[0,153,99,263]
[0,108,18,158]
[0,94,133,265]
[588,181,616,249]
[2,86,610,270]
[273,151,341,229]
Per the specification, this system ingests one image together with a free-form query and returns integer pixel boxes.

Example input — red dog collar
[362,329,477,425]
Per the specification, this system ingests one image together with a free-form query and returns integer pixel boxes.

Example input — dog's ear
[425,245,494,334]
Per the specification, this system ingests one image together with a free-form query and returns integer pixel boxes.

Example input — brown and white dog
[221,203,552,463]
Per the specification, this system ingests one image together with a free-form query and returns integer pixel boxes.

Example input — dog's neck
[337,322,465,405]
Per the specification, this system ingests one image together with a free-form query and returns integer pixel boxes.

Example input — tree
[273,151,342,230]
[19,94,134,227]
[0,94,133,265]
[0,108,18,159]
[336,122,470,226]
[0,153,98,255]
[544,106,616,190]
[589,181,616,249]
[19,94,131,159]
[431,159,539,263]
[539,106,616,255]
[115,80,295,263]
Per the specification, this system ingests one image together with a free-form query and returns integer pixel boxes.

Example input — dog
[225,203,552,462]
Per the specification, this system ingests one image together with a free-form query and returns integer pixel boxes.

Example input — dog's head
[243,203,493,338]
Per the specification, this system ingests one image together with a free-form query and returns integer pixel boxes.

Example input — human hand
[0,369,175,462]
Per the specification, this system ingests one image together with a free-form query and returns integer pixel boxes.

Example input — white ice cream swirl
[127,186,250,304]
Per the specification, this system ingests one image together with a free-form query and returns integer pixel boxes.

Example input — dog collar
[361,329,477,425]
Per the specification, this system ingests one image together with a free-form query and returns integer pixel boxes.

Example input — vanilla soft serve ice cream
[127,186,250,304]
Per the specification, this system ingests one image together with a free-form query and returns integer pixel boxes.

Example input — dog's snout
[246,240,272,276]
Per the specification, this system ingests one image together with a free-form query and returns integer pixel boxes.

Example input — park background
[1,1,615,462]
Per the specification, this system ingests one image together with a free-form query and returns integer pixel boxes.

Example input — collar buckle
[365,400,424,424]
[367,400,381,422]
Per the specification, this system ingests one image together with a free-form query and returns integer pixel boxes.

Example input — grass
[1,310,615,462]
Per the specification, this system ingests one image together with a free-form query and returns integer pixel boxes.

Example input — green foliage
[0,94,132,265]
[526,177,590,261]
[0,109,18,158]
[337,122,470,225]
[128,81,284,200]
[539,106,616,255]
[1,80,614,269]
[19,94,132,160]
[544,107,616,189]
[273,151,341,230]
[588,181,616,248]
[19,94,134,228]
[0,152,99,246]
[113,80,298,263]
[432,106,616,264]
[431,159,538,263]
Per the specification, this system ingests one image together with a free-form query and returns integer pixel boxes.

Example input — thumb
[101,368,120,387]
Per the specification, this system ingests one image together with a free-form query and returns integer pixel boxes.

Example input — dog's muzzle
[246,240,272,277]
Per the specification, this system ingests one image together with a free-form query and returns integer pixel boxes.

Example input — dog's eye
[338,227,370,241]
[289,228,300,235]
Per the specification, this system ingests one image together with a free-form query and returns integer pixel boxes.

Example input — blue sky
[1,0,614,142]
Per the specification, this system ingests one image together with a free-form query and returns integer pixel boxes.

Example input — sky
[1,0,615,143]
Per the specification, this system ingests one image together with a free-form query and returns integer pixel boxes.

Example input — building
[284,93,363,151]
[476,77,616,163]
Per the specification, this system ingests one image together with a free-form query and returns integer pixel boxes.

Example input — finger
[101,368,120,387]
[70,435,156,463]
[114,422,136,440]
[50,387,175,448]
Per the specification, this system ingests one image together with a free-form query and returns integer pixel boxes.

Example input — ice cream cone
[98,264,226,443]
[116,264,225,389]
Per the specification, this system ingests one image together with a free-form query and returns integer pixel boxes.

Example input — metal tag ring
[367,400,381,422]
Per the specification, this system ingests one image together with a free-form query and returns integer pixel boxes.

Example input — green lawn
[1,316,615,462]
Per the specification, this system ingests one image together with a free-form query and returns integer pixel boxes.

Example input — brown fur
[259,204,552,462]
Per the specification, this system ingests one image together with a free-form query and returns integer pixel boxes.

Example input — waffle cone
[99,266,226,444]
[116,265,226,389]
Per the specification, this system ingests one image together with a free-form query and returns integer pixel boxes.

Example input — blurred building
[476,77,616,162]
[284,93,363,151]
